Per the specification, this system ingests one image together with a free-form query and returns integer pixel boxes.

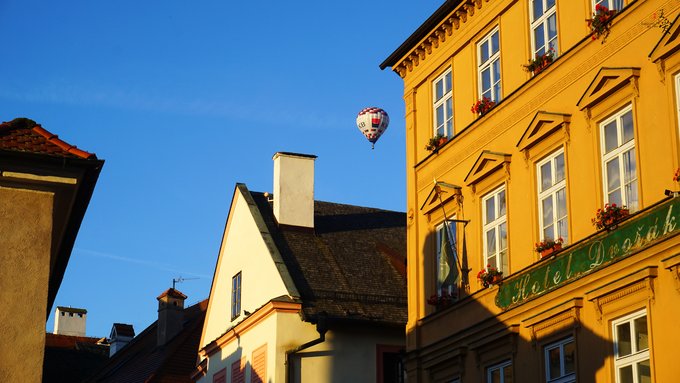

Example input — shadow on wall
[414,231,615,382]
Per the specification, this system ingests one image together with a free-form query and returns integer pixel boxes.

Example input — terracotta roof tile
[0,118,96,159]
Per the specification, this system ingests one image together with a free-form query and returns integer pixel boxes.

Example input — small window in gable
[231,272,242,321]
[433,68,454,138]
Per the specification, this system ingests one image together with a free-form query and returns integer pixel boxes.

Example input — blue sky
[1,0,442,337]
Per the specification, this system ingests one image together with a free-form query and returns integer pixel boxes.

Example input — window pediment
[516,111,570,152]
[577,68,640,111]
[420,180,462,214]
[464,151,511,186]
[649,13,680,63]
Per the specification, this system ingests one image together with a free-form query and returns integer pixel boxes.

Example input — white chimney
[272,152,316,228]
[53,306,87,336]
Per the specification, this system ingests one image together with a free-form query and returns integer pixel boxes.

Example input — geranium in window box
[426,289,456,309]
[425,134,448,152]
[471,97,495,117]
[477,265,503,288]
[587,4,617,43]
[535,237,564,258]
[523,48,555,76]
[591,203,629,230]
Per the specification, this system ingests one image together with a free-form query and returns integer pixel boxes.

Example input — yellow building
[381,0,680,382]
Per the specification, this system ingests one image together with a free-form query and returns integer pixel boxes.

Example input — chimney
[272,152,317,228]
[109,323,135,356]
[53,306,87,336]
[156,288,187,346]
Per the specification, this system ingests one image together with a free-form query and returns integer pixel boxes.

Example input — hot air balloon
[356,107,389,149]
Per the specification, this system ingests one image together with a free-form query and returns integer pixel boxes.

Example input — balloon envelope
[356,107,389,148]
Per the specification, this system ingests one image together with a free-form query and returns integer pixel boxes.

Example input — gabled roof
[43,333,109,383]
[111,323,135,339]
[0,117,104,317]
[88,300,208,383]
[158,288,188,300]
[247,188,407,326]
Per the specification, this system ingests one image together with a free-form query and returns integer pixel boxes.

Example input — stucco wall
[201,190,290,350]
[0,186,53,383]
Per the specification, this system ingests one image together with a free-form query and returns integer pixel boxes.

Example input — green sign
[495,198,680,309]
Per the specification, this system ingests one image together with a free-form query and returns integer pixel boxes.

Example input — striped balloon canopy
[356,107,389,149]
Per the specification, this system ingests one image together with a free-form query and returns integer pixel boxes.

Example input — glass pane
[622,110,634,143]
[556,188,567,219]
[480,41,489,63]
[548,347,561,379]
[564,340,575,374]
[445,71,452,92]
[498,190,506,216]
[446,98,453,120]
[486,197,496,223]
[612,0,623,11]
[616,322,632,357]
[436,105,444,127]
[607,158,621,193]
[493,59,501,83]
[541,162,552,191]
[604,120,619,153]
[626,181,638,212]
[548,13,557,40]
[499,222,507,251]
[557,218,568,244]
[482,89,492,100]
[547,0,555,10]
[482,68,491,93]
[532,0,543,20]
[619,365,633,383]
[638,359,651,383]
[435,79,443,101]
[491,368,501,383]
[491,31,499,54]
[555,153,565,182]
[623,149,636,184]
[543,225,553,242]
[503,365,513,383]
[446,119,453,137]
[542,197,554,230]
[486,229,497,256]
[635,315,648,351]
[534,25,545,55]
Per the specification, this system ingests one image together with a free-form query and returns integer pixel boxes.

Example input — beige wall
[201,190,290,350]
[0,186,53,383]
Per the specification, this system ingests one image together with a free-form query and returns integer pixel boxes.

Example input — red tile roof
[158,288,188,300]
[0,117,96,159]
[45,333,105,349]
[112,323,135,338]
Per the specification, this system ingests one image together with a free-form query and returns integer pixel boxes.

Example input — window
[482,186,508,273]
[537,149,568,243]
[436,221,459,297]
[478,27,501,102]
[213,368,227,383]
[545,337,576,383]
[612,310,650,383]
[231,358,245,383]
[487,360,513,383]
[594,0,623,11]
[433,68,454,138]
[600,105,637,212]
[231,272,242,320]
[530,0,558,57]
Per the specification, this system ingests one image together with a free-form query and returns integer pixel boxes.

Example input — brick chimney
[156,288,186,346]
[272,152,317,228]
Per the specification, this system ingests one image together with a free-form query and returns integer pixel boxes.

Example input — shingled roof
[249,189,407,326]
[87,300,208,383]
[0,117,96,159]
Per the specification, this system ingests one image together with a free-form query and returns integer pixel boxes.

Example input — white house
[194,152,407,383]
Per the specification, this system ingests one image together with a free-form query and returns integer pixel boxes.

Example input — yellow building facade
[382,0,680,382]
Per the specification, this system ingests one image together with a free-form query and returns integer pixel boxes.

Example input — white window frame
[612,310,650,383]
[537,149,568,243]
[436,219,458,297]
[482,185,508,273]
[593,0,624,11]
[477,27,501,102]
[530,0,558,57]
[433,68,454,138]
[487,360,512,383]
[600,105,637,212]
[544,337,576,383]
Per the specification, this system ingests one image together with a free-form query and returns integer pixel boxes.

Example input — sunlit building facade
[381,0,680,382]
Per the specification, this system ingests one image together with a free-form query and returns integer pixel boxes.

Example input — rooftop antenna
[172,276,199,289]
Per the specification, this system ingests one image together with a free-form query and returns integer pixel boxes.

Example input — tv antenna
[172,276,199,289]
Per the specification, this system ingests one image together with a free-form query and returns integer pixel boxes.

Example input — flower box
[592,204,629,231]
[471,97,496,117]
[426,134,448,152]
[540,243,562,258]
[524,48,555,76]
[588,4,616,42]
[477,265,503,288]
